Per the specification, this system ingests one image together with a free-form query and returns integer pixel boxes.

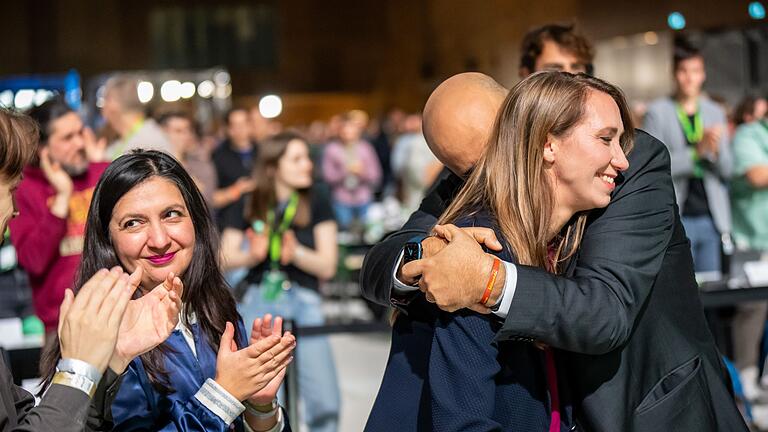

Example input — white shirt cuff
[194,378,245,425]
[392,249,419,292]
[492,261,517,319]
[243,407,286,432]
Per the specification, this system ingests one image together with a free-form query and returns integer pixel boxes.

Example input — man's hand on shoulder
[401,224,504,312]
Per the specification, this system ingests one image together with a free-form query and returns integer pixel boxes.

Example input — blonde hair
[438,72,634,273]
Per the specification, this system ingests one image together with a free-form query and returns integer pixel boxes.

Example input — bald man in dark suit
[361,72,748,431]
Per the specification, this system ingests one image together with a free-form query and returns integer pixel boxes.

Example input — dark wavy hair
[520,23,595,76]
[39,150,242,393]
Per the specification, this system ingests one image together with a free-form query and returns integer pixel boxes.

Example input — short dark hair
[520,24,594,75]
[673,35,703,70]
[223,107,248,126]
[26,97,74,147]
[0,109,38,180]
[157,110,191,127]
[158,111,201,138]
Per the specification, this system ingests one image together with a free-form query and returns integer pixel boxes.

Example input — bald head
[423,73,507,175]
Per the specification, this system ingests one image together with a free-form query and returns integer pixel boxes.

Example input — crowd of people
[0,69,437,432]
[0,19,767,432]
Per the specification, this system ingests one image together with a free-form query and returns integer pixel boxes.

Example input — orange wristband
[480,257,501,306]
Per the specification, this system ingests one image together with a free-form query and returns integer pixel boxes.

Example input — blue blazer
[111,319,290,431]
[365,213,572,432]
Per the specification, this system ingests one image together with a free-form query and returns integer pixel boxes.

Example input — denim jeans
[333,202,370,231]
[682,215,722,273]
[239,284,340,432]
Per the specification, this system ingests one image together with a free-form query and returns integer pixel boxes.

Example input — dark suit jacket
[0,351,121,431]
[360,130,748,431]
[366,213,569,432]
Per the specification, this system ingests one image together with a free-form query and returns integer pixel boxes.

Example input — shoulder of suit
[630,129,671,166]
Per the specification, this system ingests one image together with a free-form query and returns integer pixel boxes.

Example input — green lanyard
[266,192,299,270]
[676,103,705,178]
[760,120,768,134]
[675,104,704,143]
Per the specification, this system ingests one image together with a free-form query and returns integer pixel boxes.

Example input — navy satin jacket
[111,320,251,431]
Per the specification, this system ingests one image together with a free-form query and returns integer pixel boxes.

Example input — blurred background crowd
[2,1,768,431]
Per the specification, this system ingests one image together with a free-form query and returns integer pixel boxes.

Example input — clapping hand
[246,228,270,264]
[247,314,291,405]
[58,267,139,374]
[214,320,295,402]
[109,269,183,373]
[697,126,722,160]
[280,231,297,265]
[348,161,364,176]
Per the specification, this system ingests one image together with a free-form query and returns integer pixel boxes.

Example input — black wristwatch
[403,234,427,265]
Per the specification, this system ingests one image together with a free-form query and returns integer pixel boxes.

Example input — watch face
[403,242,423,263]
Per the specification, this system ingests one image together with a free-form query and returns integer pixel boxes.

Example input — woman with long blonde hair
[366,71,633,432]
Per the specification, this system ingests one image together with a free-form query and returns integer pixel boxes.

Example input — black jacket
[360,130,747,431]
[0,351,121,432]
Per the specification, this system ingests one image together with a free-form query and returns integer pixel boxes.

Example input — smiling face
[109,176,195,288]
[275,139,313,191]
[547,89,629,214]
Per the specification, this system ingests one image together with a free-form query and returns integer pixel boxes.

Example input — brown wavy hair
[520,24,595,75]
[246,131,311,227]
[0,109,37,181]
[438,72,634,273]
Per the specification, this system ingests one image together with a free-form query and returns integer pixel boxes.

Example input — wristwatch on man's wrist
[403,234,427,264]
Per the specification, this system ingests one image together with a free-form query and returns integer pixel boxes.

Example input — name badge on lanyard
[262,192,299,301]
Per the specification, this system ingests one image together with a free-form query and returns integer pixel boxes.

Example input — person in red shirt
[10,98,109,332]
[0,107,183,432]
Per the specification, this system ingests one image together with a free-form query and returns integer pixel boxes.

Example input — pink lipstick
[147,252,176,265]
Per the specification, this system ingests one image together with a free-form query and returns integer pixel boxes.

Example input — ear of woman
[543,134,558,164]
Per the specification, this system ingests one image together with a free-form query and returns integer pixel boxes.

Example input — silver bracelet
[244,399,279,419]
[52,371,97,398]
[57,358,102,384]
